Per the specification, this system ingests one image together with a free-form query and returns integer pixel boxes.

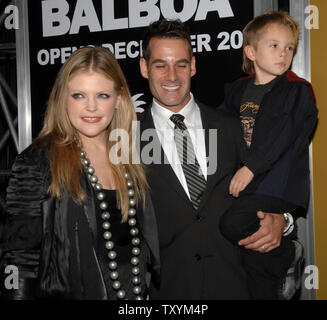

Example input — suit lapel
[196,103,224,212]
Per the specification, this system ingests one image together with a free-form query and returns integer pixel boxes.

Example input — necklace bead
[132,266,140,275]
[108,250,117,260]
[109,261,117,270]
[128,218,137,226]
[102,222,111,230]
[97,192,105,201]
[117,290,126,299]
[105,241,114,250]
[132,276,140,285]
[94,183,102,191]
[113,280,121,290]
[90,175,98,183]
[87,167,95,175]
[101,212,110,220]
[110,271,119,280]
[133,286,141,295]
[99,201,108,210]
[82,158,90,166]
[103,231,112,240]
[132,237,140,246]
[130,228,139,236]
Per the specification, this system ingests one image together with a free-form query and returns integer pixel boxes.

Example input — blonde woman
[0,46,159,300]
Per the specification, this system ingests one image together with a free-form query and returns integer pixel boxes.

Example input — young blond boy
[219,11,318,299]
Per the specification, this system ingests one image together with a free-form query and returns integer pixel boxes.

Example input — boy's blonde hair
[242,11,299,75]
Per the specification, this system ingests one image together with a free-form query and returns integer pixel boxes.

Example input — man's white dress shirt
[151,93,207,199]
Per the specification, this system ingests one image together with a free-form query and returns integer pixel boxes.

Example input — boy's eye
[72,93,84,99]
[287,46,294,51]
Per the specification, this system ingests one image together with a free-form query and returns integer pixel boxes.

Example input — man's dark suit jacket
[138,101,250,299]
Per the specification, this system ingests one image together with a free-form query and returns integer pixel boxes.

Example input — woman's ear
[244,45,256,62]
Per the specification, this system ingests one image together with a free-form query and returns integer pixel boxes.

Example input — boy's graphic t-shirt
[240,76,280,148]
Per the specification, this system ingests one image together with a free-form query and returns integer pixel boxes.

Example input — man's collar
[151,93,196,127]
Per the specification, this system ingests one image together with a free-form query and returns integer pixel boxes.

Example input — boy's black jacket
[220,70,318,210]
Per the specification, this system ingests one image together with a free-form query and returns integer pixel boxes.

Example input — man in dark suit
[138,19,290,299]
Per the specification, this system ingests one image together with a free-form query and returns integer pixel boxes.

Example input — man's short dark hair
[142,18,192,61]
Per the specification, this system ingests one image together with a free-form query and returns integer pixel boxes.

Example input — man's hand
[238,211,286,253]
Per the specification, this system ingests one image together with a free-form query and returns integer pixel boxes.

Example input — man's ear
[244,45,256,62]
[139,58,149,79]
[191,55,196,77]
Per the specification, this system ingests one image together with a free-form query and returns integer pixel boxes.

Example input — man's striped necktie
[170,114,206,210]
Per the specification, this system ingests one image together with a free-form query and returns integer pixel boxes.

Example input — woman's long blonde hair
[35,46,147,221]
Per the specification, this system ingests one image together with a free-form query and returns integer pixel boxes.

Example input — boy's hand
[229,166,254,197]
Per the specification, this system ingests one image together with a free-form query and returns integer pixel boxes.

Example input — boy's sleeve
[242,149,272,175]
[243,83,318,174]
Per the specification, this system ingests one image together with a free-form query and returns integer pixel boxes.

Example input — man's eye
[72,93,84,99]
